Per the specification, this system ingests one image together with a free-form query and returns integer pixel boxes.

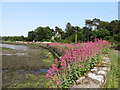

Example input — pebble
[91,68,98,72]
[76,76,85,83]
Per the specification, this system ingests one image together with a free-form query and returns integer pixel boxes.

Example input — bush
[104,36,118,43]
[46,39,111,88]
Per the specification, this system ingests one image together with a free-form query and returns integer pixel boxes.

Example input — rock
[91,67,98,72]
[72,78,100,88]
[71,56,111,88]
[97,70,107,76]
[97,67,109,71]
[76,76,86,84]
[87,73,104,84]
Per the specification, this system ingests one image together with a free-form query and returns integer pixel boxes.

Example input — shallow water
[15,53,28,56]
[2,43,53,70]
[0,43,29,50]
[3,68,49,73]
[0,53,12,56]
[0,53,28,56]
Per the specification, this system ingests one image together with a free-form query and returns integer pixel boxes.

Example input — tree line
[1,18,120,43]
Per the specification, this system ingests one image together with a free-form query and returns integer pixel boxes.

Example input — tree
[97,29,110,39]
[65,22,72,33]
[55,26,63,41]
[85,20,93,30]
[109,20,120,35]
[34,26,55,41]
[27,31,36,41]
[65,22,75,37]
[92,18,101,30]
[97,21,109,30]
[82,27,92,41]
[113,33,120,42]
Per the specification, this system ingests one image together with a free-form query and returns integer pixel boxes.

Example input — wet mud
[1,43,54,88]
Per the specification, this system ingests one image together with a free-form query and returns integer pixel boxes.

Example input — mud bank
[1,43,55,88]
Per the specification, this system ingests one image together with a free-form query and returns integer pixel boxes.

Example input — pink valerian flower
[78,65,83,68]
[46,38,111,86]
[57,81,61,85]
[55,59,58,64]
[60,60,67,68]
[50,81,54,84]
[48,69,54,75]
[46,73,52,79]
[50,65,59,72]
[55,77,58,79]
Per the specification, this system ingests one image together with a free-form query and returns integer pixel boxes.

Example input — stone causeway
[71,55,111,88]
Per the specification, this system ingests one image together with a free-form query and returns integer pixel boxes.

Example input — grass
[104,49,120,88]
[0,47,14,53]
[9,73,48,88]
[42,50,55,64]
[0,47,14,50]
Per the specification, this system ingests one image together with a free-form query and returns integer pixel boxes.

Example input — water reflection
[0,44,29,50]
[2,68,49,73]
[0,53,28,56]
[15,53,28,56]
[0,53,12,56]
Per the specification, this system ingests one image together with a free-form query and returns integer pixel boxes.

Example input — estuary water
[2,42,54,87]
[1,43,50,72]
[0,43,29,50]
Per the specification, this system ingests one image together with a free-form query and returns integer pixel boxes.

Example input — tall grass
[104,50,120,88]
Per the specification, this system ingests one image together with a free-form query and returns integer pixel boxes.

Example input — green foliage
[112,43,120,47]
[113,33,120,42]
[77,32,86,42]
[64,33,76,43]
[2,19,120,43]
[104,50,120,88]
[10,74,48,88]
[102,46,111,54]
[104,36,118,43]
[2,36,26,41]
[97,29,110,39]
[27,31,36,41]
[54,37,61,42]
[33,26,55,41]
[55,54,101,88]
[82,27,91,41]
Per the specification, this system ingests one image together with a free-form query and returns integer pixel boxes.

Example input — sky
[1,2,118,37]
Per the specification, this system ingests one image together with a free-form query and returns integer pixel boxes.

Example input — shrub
[46,38,111,88]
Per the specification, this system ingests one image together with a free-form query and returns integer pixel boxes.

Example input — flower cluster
[46,39,111,88]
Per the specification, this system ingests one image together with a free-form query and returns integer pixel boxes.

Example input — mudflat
[2,43,54,88]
